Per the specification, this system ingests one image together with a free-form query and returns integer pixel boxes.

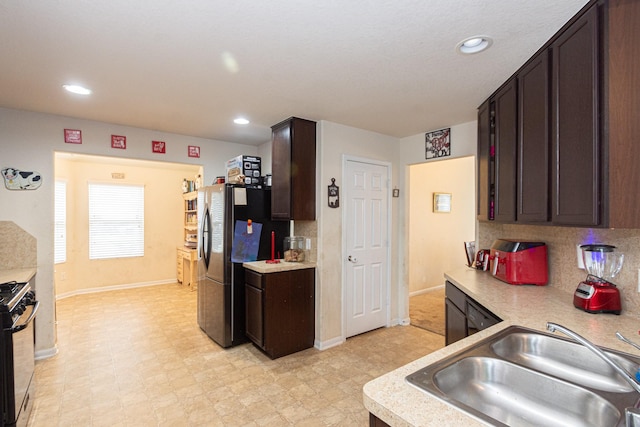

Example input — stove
[0,279,38,427]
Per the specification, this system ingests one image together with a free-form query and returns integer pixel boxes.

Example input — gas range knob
[15,305,24,316]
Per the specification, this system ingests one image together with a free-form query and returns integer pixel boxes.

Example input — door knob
[348,255,357,263]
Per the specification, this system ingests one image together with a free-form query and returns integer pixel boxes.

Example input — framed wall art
[425,128,451,159]
[433,192,452,213]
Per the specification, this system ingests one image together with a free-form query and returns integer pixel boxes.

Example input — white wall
[0,107,260,357]
[408,156,476,294]
[316,121,398,347]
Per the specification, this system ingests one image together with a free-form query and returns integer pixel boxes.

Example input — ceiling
[0,1,589,146]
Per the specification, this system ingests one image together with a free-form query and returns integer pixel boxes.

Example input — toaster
[490,239,548,286]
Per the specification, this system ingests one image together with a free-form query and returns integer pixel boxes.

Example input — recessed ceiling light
[63,84,92,95]
[456,36,493,55]
[234,118,250,125]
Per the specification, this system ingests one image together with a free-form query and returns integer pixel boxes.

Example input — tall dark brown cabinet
[477,0,640,229]
[271,117,316,220]
[550,5,600,226]
[518,51,550,223]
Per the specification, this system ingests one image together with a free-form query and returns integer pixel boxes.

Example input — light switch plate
[577,244,585,269]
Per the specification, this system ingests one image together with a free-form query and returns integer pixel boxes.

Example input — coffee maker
[573,244,623,315]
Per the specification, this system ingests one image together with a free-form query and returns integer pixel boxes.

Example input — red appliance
[574,278,621,314]
[573,244,622,315]
[490,239,548,285]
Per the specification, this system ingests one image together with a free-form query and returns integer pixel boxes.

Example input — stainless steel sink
[433,357,620,427]
[406,326,640,427]
[492,331,637,393]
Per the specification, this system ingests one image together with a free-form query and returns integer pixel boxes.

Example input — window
[89,183,144,259]
[54,180,67,264]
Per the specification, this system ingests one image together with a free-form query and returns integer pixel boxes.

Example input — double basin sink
[406,326,640,427]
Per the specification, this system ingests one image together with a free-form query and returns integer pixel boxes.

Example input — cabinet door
[477,99,492,221]
[270,117,316,220]
[445,298,467,346]
[518,51,550,223]
[264,269,315,358]
[493,79,517,223]
[271,121,293,220]
[245,283,263,347]
[551,5,600,226]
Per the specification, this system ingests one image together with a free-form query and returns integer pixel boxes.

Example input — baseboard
[35,346,58,360]
[315,335,345,351]
[56,279,178,300]
[409,284,445,298]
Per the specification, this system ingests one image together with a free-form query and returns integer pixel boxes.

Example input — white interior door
[344,158,390,338]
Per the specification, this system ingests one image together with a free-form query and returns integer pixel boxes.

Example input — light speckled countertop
[0,268,37,284]
[243,260,316,274]
[364,267,640,426]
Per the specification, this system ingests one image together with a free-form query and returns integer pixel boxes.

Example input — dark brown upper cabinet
[476,100,492,221]
[271,117,317,220]
[551,5,600,226]
[518,51,550,223]
[493,79,518,223]
[478,0,640,228]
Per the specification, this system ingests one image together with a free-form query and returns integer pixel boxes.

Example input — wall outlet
[637,269,640,293]
[305,238,311,250]
[576,244,585,269]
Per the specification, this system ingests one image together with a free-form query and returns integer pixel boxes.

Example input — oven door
[4,300,39,427]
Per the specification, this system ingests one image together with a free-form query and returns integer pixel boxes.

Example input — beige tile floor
[30,283,444,426]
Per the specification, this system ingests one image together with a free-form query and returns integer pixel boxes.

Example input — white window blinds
[54,180,67,264]
[89,183,144,260]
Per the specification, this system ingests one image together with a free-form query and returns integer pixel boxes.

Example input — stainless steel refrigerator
[197,184,288,347]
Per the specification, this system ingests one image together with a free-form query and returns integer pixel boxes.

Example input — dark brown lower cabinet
[369,413,391,427]
[245,267,315,359]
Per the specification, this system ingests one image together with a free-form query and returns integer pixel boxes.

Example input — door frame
[341,155,392,338]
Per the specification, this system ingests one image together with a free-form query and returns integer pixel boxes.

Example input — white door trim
[341,155,392,339]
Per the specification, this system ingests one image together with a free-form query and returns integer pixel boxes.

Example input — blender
[573,244,623,315]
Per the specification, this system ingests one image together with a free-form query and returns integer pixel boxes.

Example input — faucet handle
[626,407,640,427]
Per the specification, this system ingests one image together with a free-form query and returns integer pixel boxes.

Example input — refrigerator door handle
[201,206,211,269]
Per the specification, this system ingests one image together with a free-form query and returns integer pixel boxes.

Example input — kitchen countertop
[0,268,37,284]
[243,260,316,274]
[363,267,640,426]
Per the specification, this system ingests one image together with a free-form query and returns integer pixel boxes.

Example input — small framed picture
[433,192,452,213]
[188,145,200,158]
[64,129,82,144]
[111,135,126,149]
[152,140,166,154]
[425,128,451,159]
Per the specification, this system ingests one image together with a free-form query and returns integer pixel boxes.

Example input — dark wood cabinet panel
[493,79,518,223]
[551,5,601,226]
[271,117,317,220]
[518,51,550,223]
[477,99,492,221]
[245,282,263,346]
[607,0,640,228]
[445,298,467,346]
[245,267,315,359]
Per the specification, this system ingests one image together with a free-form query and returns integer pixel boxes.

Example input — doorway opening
[54,152,201,299]
[407,156,475,335]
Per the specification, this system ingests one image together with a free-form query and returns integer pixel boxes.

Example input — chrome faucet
[545,322,640,394]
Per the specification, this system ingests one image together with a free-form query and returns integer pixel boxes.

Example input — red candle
[271,231,275,261]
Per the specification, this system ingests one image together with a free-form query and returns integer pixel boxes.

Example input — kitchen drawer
[445,281,466,311]
[245,269,263,289]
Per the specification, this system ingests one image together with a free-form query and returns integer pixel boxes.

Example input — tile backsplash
[479,222,640,318]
